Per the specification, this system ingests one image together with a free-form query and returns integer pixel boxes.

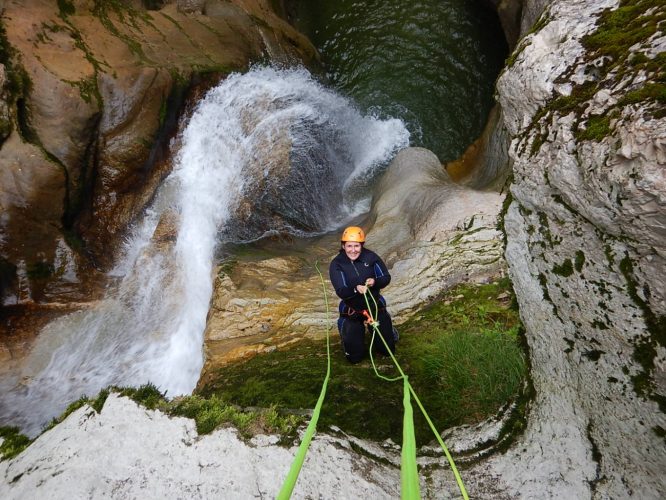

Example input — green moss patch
[91,0,151,63]
[576,114,612,142]
[619,82,666,118]
[619,254,666,412]
[57,0,76,17]
[199,279,527,446]
[575,250,586,272]
[527,0,665,151]
[552,258,574,277]
[0,427,32,461]
[26,261,55,280]
[583,0,664,64]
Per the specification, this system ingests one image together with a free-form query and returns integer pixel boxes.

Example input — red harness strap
[362,309,375,325]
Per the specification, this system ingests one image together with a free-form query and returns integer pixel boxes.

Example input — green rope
[368,291,401,382]
[401,376,421,499]
[362,290,469,500]
[276,267,468,499]
[276,261,331,500]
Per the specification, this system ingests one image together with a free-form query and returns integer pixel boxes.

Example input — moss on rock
[198,280,527,447]
[619,254,666,412]
[527,0,665,149]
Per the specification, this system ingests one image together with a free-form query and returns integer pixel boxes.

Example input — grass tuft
[169,395,301,438]
[118,383,165,410]
[0,427,32,461]
[199,279,527,446]
[419,325,525,423]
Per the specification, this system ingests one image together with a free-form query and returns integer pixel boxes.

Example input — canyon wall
[0,0,316,305]
[462,0,665,497]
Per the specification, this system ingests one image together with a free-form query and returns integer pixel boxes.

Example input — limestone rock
[458,0,666,497]
[368,147,506,315]
[0,394,400,499]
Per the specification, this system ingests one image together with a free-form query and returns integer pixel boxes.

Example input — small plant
[118,383,165,410]
[0,427,32,461]
[169,395,302,438]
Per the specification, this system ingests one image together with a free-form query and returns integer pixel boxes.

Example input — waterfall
[0,66,409,436]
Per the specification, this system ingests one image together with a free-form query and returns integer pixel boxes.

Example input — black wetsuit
[329,247,396,363]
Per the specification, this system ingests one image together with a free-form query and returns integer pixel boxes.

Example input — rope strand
[276,261,332,499]
[362,290,469,500]
[277,266,468,500]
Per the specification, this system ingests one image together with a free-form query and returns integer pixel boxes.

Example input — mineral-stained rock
[0,0,317,306]
[0,131,66,304]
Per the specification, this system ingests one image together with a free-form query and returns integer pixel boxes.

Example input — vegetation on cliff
[199,279,527,447]
[0,383,304,461]
[516,0,665,158]
[0,279,527,460]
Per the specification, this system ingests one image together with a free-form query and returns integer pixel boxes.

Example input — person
[329,226,396,363]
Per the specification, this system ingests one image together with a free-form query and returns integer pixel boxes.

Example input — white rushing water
[0,66,409,436]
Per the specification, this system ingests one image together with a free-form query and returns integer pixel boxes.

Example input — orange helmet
[341,226,365,243]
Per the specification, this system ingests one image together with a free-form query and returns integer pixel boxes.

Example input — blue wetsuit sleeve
[372,254,391,290]
[329,259,357,300]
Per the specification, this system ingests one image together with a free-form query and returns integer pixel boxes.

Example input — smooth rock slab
[0,394,400,499]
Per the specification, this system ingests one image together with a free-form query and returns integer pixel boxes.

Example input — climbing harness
[277,265,469,499]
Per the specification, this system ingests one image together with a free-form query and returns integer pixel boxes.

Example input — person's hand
[356,284,368,294]
[365,278,375,287]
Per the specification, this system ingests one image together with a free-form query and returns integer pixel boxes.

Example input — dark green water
[290,0,507,162]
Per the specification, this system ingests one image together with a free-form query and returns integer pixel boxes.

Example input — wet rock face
[0,64,12,143]
[199,147,506,380]
[0,0,316,305]
[224,122,351,242]
[472,0,666,497]
[177,0,205,14]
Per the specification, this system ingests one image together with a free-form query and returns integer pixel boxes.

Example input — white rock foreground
[0,394,403,499]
